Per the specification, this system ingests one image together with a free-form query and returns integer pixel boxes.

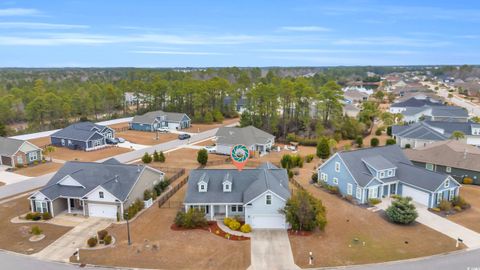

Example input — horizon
[0,1,479,67]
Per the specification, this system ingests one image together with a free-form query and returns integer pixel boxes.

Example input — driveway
[0,170,32,185]
[33,217,111,262]
[378,200,480,249]
[249,230,300,270]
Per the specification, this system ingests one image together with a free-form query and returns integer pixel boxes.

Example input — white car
[117,137,126,143]
[157,127,170,133]
[203,145,216,153]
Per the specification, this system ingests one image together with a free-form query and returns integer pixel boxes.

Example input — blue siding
[51,136,88,150]
[130,123,154,131]
[318,154,362,203]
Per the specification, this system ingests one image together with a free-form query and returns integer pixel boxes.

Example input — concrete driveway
[0,170,32,185]
[249,229,300,270]
[33,217,111,262]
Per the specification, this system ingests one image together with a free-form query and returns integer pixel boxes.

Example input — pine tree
[316,137,330,159]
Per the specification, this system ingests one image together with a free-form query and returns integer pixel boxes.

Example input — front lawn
[12,162,63,177]
[447,185,480,233]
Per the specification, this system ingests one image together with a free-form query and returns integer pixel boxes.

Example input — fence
[113,126,129,133]
[205,157,231,166]
[289,177,305,190]
[164,168,185,183]
[158,176,188,208]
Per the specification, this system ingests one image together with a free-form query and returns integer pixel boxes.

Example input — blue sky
[0,0,479,67]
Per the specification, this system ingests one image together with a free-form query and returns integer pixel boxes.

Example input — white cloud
[0,8,40,16]
[333,37,450,47]
[280,26,331,32]
[262,48,417,55]
[130,50,227,55]
[0,22,89,29]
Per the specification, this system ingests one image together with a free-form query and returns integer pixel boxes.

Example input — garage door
[88,203,117,219]
[251,215,286,229]
[402,185,430,206]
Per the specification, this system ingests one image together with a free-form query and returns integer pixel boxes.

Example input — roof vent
[114,175,119,183]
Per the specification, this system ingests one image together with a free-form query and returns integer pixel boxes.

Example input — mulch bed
[288,229,313,236]
[170,222,249,241]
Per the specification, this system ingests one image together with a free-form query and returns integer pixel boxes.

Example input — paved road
[249,230,299,270]
[437,87,480,116]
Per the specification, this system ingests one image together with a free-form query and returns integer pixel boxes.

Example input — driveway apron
[249,229,300,270]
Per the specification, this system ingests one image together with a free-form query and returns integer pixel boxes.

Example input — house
[28,158,165,219]
[404,140,480,185]
[129,110,191,131]
[317,145,461,208]
[183,163,290,229]
[51,122,115,151]
[343,89,370,104]
[389,96,443,114]
[343,103,360,118]
[392,121,480,148]
[0,137,43,168]
[214,126,275,155]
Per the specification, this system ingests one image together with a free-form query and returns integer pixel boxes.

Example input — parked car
[157,127,170,133]
[178,133,191,140]
[106,138,119,145]
[117,137,126,143]
[203,145,216,153]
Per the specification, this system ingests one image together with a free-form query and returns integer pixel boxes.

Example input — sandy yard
[182,117,239,133]
[0,181,4,186]
[12,162,63,177]
[116,129,179,145]
[193,139,216,146]
[28,137,51,148]
[139,148,229,171]
[0,196,72,254]
[447,185,480,233]
[43,145,131,162]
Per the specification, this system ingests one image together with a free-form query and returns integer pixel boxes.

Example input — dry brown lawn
[193,139,216,146]
[48,146,132,162]
[447,185,480,233]
[28,137,51,148]
[116,129,178,145]
[142,148,229,170]
[0,196,72,254]
[286,153,462,268]
[13,162,63,177]
[183,117,239,133]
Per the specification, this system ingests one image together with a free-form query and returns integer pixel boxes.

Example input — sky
[0,0,479,67]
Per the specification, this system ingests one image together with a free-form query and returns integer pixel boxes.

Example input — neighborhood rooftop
[51,122,109,141]
[131,110,187,124]
[0,136,26,156]
[215,126,274,146]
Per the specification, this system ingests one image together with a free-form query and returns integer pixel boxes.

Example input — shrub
[370,137,379,147]
[438,200,452,212]
[387,126,392,136]
[288,170,294,179]
[463,177,473,184]
[228,220,241,231]
[355,136,363,147]
[158,151,166,163]
[26,212,42,221]
[305,154,314,163]
[175,211,186,227]
[405,144,411,149]
[87,237,98,247]
[316,137,330,159]
[390,194,401,199]
[124,199,145,220]
[30,226,42,235]
[311,172,318,183]
[454,206,462,212]
[213,110,224,123]
[223,217,233,226]
[176,209,208,229]
[327,185,339,194]
[154,180,170,196]
[97,229,108,241]
[33,160,38,165]
[240,224,252,233]
[42,212,52,220]
[204,111,214,124]
[375,129,382,136]
[153,150,160,162]
[141,152,152,163]
[452,196,470,209]
[368,198,382,205]
[386,197,418,224]
[386,138,396,145]
[197,149,208,165]
[225,233,231,239]
[104,235,112,245]
[281,189,327,231]
[431,207,441,212]
[280,154,292,169]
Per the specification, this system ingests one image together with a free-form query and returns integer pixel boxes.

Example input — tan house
[0,137,43,168]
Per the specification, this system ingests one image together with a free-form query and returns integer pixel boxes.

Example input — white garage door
[402,185,430,206]
[88,203,117,219]
[251,215,286,229]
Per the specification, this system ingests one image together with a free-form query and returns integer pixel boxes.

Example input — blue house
[129,110,191,131]
[51,122,115,151]
[318,145,461,208]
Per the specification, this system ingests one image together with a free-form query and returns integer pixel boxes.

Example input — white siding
[86,186,118,202]
[245,191,287,229]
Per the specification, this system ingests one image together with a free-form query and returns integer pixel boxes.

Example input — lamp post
[126,213,131,245]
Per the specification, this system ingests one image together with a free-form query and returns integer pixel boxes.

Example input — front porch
[185,204,245,220]
[364,182,398,202]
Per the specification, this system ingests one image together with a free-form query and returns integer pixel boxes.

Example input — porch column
[83,200,87,216]
[30,199,35,212]
[119,202,123,219]
[210,204,214,220]
[225,205,229,218]
[395,183,399,194]
[387,184,391,196]
[184,204,189,212]
[50,201,55,217]
[67,198,71,213]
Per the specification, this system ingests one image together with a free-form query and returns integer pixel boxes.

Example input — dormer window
[387,170,393,177]
[223,182,231,192]
[266,194,272,205]
[99,191,104,199]
[199,184,206,192]
[198,172,209,192]
[379,171,385,178]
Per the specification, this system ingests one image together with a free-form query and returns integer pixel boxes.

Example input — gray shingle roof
[131,110,188,124]
[337,145,449,191]
[403,107,429,116]
[215,126,274,146]
[362,155,396,170]
[424,121,474,136]
[51,122,110,141]
[0,137,27,156]
[391,97,444,108]
[184,164,290,204]
[37,159,158,201]
[431,106,468,118]
[393,122,448,141]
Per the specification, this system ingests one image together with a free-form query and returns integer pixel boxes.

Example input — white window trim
[444,179,450,188]
[335,162,340,172]
[356,187,362,200]
[347,183,353,195]
[387,170,393,177]
[265,194,272,205]
[199,184,206,192]
[99,191,104,199]
[449,189,455,201]
[446,167,451,173]
[436,192,442,204]
[379,171,385,178]
[369,187,378,198]
[426,163,434,171]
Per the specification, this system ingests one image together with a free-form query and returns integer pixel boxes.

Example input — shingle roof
[337,145,449,191]
[37,159,158,201]
[184,164,290,204]
[362,155,396,170]
[430,106,468,118]
[131,110,188,124]
[215,126,274,146]
[404,140,480,172]
[393,122,448,141]
[0,137,27,156]
[51,122,109,141]
[391,97,444,108]
[424,121,474,135]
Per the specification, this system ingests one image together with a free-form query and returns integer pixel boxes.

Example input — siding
[124,167,163,208]
[51,136,88,150]
[130,122,154,132]
[244,191,286,225]
[52,198,68,216]
[412,161,480,185]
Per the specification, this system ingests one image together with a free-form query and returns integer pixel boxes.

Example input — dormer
[197,172,209,192]
[362,155,397,179]
[223,173,232,192]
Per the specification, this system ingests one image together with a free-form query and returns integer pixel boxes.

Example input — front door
[390,183,397,195]
[69,198,75,208]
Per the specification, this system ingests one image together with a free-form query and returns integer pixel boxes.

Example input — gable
[18,141,41,154]
[57,175,85,188]
[319,153,361,186]
[84,186,120,202]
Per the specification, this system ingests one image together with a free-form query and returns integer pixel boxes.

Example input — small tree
[386,138,396,145]
[153,150,160,162]
[385,196,418,225]
[204,111,214,124]
[43,145,56,162]
[142,152,152,163]
[355,136,363,147]
[387,126,392,136]
[158,151,166,162]
[450,131,465,140]
[280,190,327,231]
[212,110,224,122]
[197,149,208,165]
[316,137,330,159]
[370,137,379,147]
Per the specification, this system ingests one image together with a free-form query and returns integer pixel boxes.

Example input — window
[370,187,378,198]
[16,156,23,165]
[199,184,206,192]
[35,201,48,213]
[99,191,104,199]
[426,163,434,171]
[356,187,362,200]
[387,170,393,177]
[29,151,38,162]
[449,189,455,201]
[231,205,237,212]
[68,140,72,145]
[446,167,451,173]
[61,139,66,146]
[379,171,385,178]
[333,177,338,185]
[444,179,450,188]
[335,162,341,172]
[238,205,243,212]
[347,183,353,195]
[321,173,328,182]
[266,194,272,205]
[436,192,442,204]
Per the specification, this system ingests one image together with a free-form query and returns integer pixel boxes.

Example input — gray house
[51,122,115,151]
[214,126,275,156]
[405,140,480,185]
[318,145,461,208]
[28,158,164,219]
[0,137,42,168]
[184,163,290,229]
[129,110,191,131]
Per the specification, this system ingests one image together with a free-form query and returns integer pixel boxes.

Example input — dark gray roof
[431,106,468,118]
[337,145,449,191]
[184,163,290,204]
[37,159,159,201]
[0,137,27,156]
[403,107,429,116]
[391,97,444,108]
[51,122,110,141]
[362,155,396,170]
[131,110,189,124]
[215,126,274,146]
[392,122,448,141]
[424,121,474,136]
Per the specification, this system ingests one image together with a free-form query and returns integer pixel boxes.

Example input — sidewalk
[216,220,251,237]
